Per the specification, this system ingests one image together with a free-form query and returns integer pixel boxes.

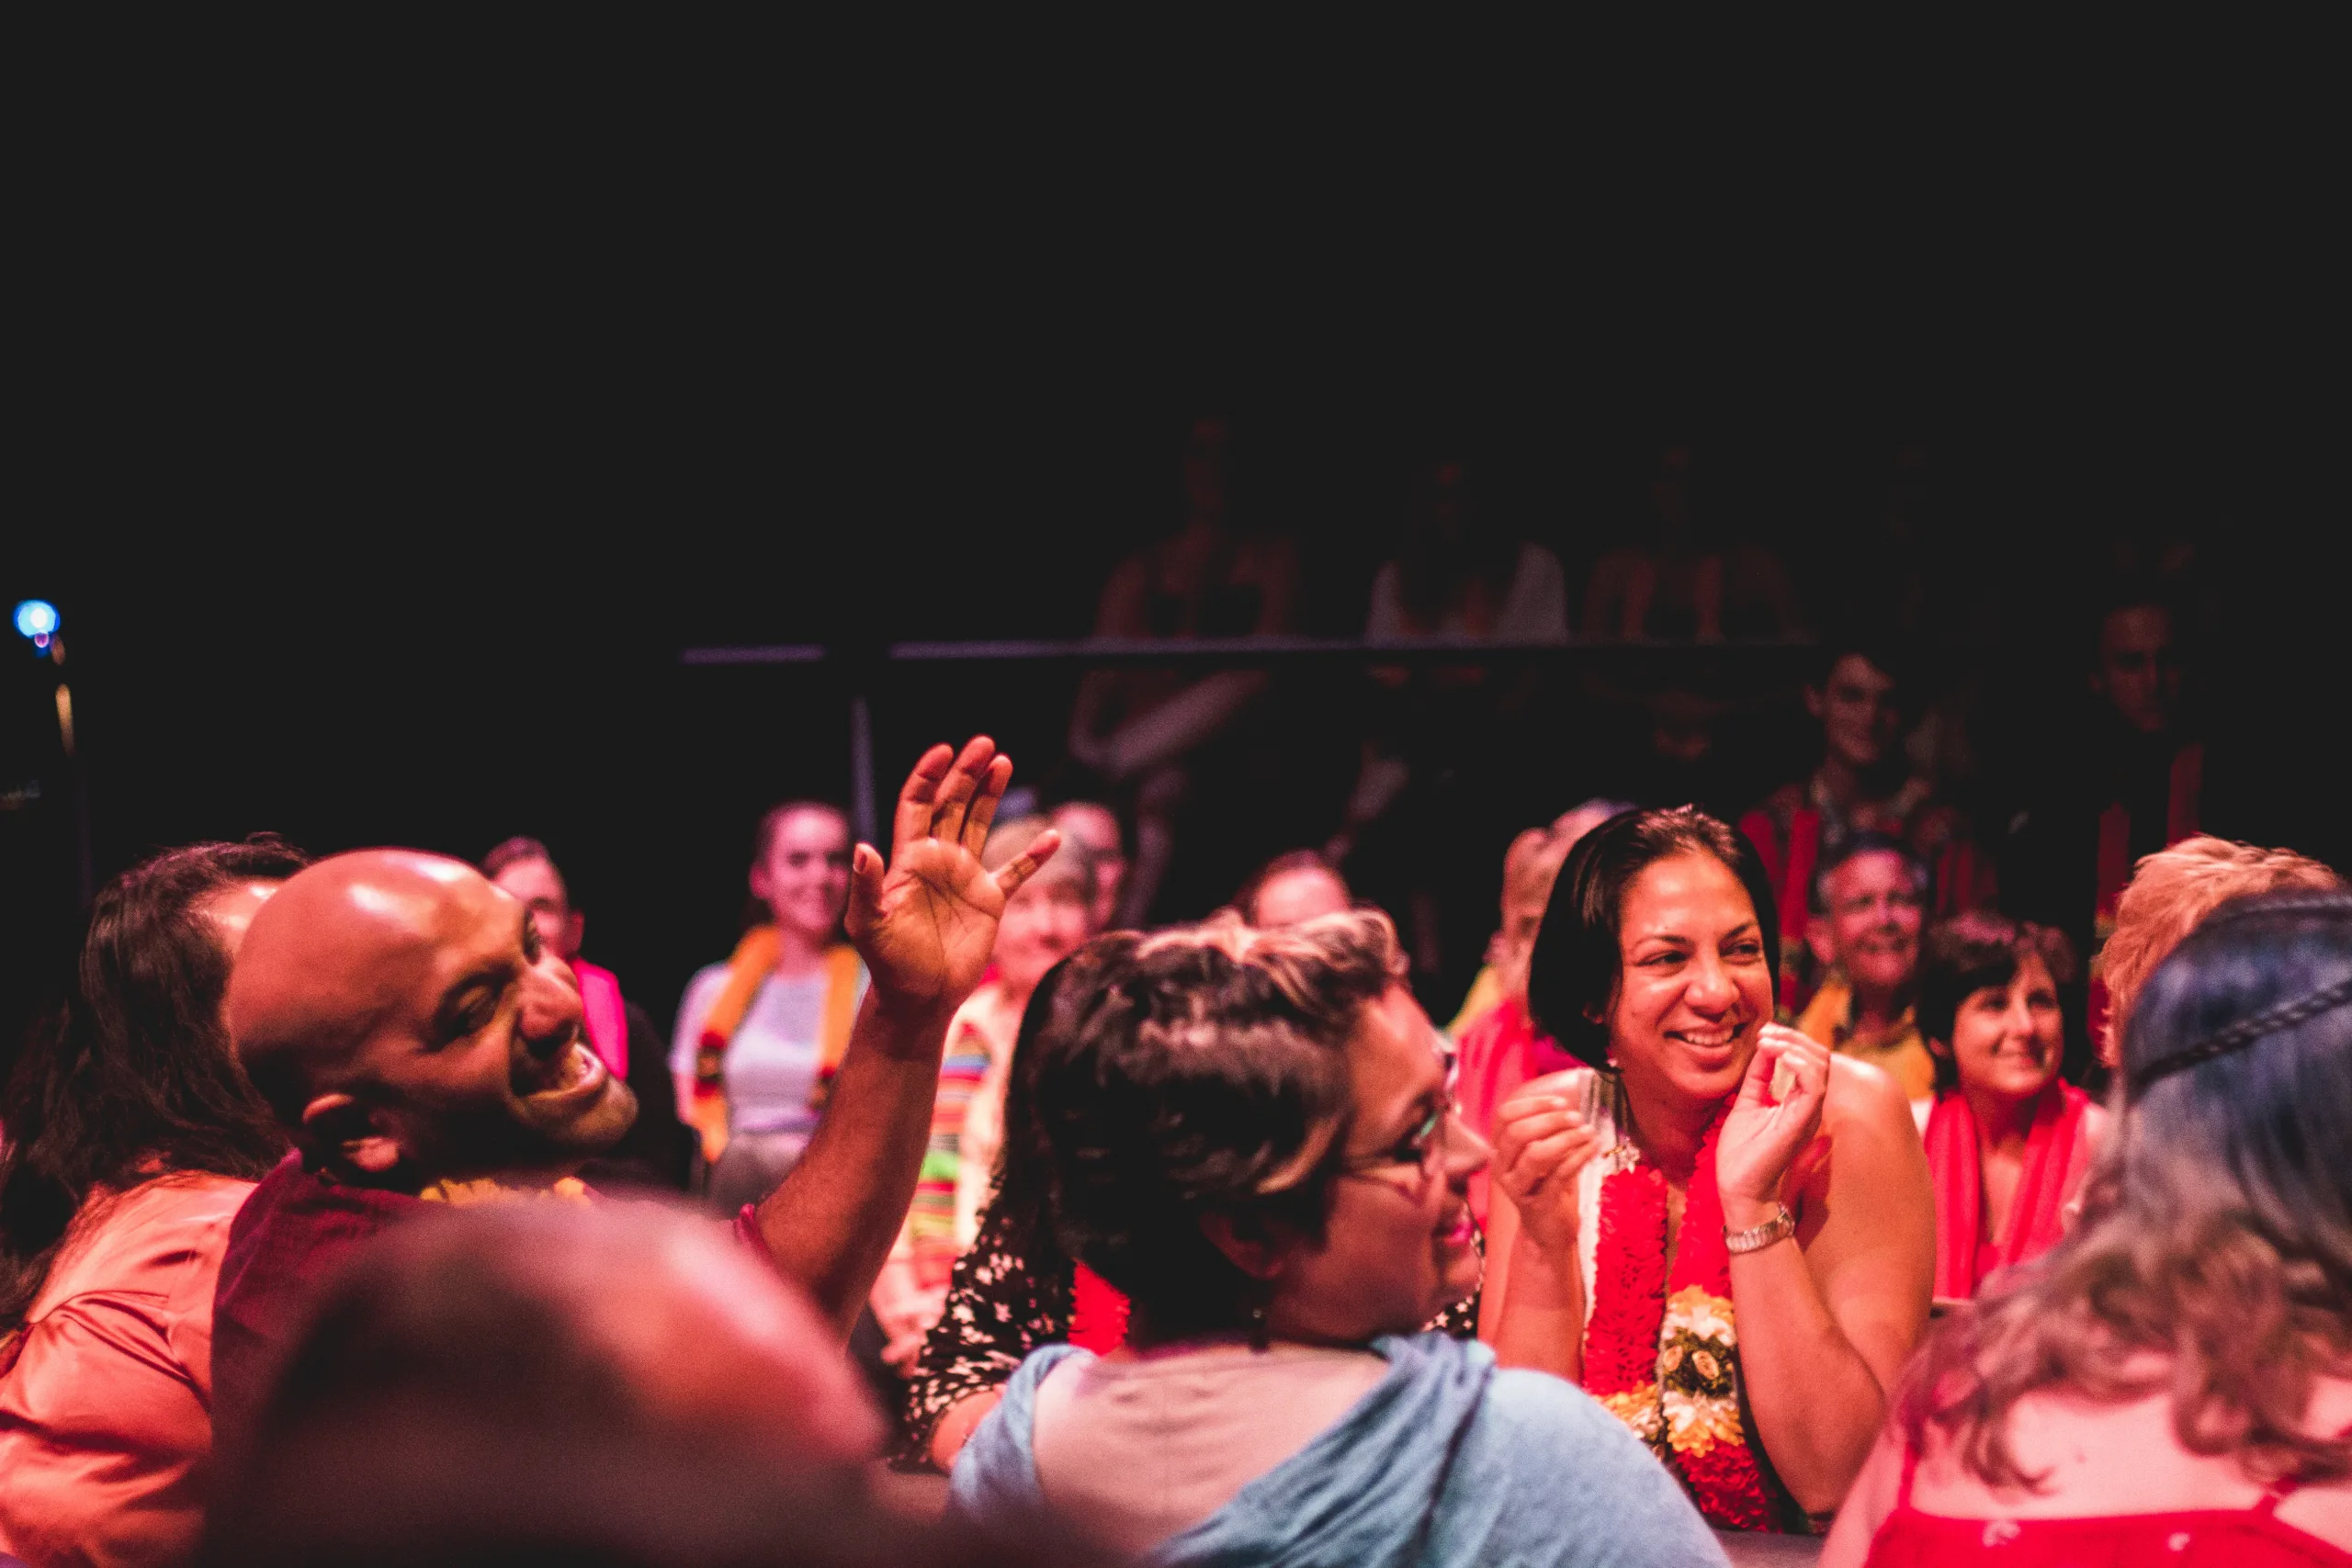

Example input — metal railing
[680,635,1818,846]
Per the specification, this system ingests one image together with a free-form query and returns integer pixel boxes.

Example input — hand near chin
[847,737,1060,1010]
[1714,1023,1829,1219]
[1492,1070,1605,1260]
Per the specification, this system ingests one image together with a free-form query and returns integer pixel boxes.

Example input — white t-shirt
[671,961,868,1135]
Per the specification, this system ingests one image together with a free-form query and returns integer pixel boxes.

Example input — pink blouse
[0,1172,256,1568]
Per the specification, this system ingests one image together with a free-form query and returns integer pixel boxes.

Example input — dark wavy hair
[1916,914,2079,1097]
[1032,912,1405,1339]
[1901,890,2352,1489]
[1526,807,1780,1070]
[0,836,308,1331]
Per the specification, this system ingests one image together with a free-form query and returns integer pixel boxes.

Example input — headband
[2130,971,2352,1092]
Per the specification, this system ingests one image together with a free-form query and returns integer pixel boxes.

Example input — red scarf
[1924,1080,2092,1298]
[1584,1111,1783,1531]
[1069,1261,1131,1354]
[571,957,628,1078]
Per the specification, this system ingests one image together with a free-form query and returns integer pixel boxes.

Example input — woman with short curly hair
[950,910,1724,1566]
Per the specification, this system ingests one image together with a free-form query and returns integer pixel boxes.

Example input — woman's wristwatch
[1723,1203,1797,1255]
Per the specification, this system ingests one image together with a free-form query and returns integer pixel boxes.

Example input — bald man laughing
[209,738,1056,1463]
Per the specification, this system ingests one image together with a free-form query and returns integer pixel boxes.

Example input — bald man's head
[230,850,635,1189]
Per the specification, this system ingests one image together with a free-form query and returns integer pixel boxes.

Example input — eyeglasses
[1338,1039,1459,1184]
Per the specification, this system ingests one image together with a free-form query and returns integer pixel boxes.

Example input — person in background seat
[486,837,689,1190]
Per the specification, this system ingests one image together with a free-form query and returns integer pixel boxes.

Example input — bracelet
[1723,1203,1796,1255]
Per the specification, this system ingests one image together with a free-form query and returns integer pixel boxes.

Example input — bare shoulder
[1825,1052,1918,1144]
[1801,1054,1932,1237]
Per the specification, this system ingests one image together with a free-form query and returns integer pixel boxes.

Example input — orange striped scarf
[684,929,860,1165]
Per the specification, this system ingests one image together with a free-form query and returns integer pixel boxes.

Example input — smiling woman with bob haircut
[1490,807,1934,1532]
[1915,915,2106,1302]
[949,910,1725,1566]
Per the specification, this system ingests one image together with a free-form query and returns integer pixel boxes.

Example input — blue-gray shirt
[952,1332,1730,1567]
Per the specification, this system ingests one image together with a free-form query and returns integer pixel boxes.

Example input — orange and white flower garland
[1577,1099,1782,1532]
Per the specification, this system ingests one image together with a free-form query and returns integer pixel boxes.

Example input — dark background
[5,54,2342,1063]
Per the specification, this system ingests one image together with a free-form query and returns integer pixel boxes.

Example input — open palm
[846,737,1058,1009]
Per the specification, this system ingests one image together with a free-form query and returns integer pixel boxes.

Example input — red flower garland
[1583,1112,1783,1532]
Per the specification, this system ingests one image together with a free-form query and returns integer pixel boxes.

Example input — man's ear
[1806,913,1839,971]
[1924,1034,1952,1064]
[747,862,772,907]
[1199,1210,1287,1282]
[563,910,586,958]
[300,1092,405,1178]
[1804,683,1826,721]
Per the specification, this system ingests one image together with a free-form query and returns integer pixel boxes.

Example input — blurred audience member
[1447,826,1581,1349]
[951,913,1724,1565]
[1449,800,1631,1035]
[871,820,1096,1370]
[206,1201,1056,1568]
[1069,416,1299,926]
[2095,835,2340,1069]
[1236,849,1351,928]
[1794,833,1937,1107]
[1364,458,1570,643]
[1582,440,1806,643]
[2085,586,2203,1040]
[2006,583,2214,1045]
[1496,807,1934,1527]
[1332,459,1566,991]
[1742,639,1988,1012]
[1826,892,2352,1563]
[0,837,305,1568]
[1916,917,2101,1301]
[1048,801,1126,931]
[673,802,866,1212]
[209,739,1056,1471]
[485,837,690,1190]
[903,931,1477,1476]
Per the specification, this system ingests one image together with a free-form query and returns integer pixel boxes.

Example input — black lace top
[894,1194,1484,1470]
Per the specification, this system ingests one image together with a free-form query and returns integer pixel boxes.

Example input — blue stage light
[14,600,60,644]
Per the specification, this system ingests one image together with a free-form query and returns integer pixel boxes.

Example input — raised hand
[1491,1069,1606,1260]
[1715,1022,1830,1218]
[845,737,1059,1011]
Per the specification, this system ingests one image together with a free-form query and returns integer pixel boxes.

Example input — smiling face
[1933,952,2063,1107]
[1814,849,1924,996]
[750,808,852,943]
[1272,987,1487,1341]
[1607,852,1774,1109]
[231,852,637,1188]
[1808,653,1902,773]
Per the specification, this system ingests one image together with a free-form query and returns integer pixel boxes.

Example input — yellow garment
[1796,976,1937,1102]
[419,1175,593,1207]
[686,931,861,1166]
[1448,965,1504,1038]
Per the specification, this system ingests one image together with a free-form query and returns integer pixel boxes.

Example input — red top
[1866,1443,2352,1566]
[0,1173,254,1568]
